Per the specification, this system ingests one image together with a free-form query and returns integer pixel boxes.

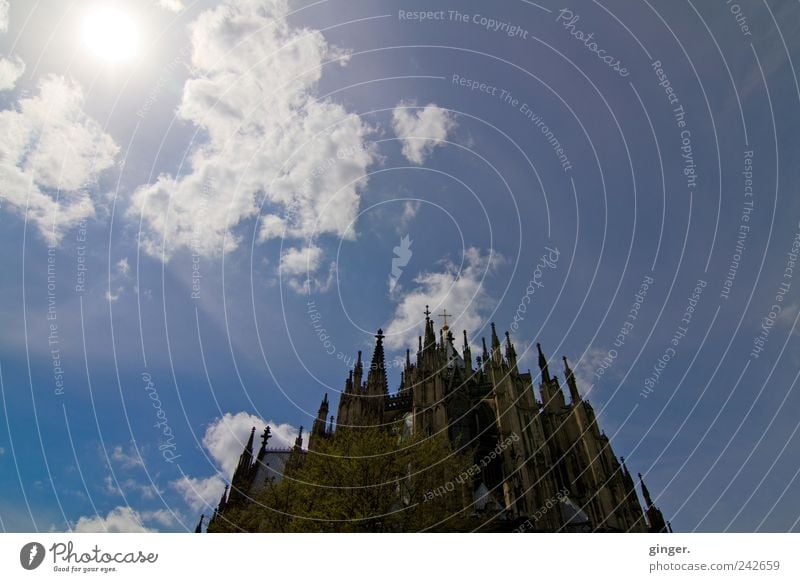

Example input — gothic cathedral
[206,309,669,532]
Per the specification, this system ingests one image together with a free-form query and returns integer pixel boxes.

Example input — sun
[81,7,139,64]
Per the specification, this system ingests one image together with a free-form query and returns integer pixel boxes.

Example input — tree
[214,423,478,532]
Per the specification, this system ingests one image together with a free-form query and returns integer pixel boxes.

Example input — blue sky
[1,0,800,532]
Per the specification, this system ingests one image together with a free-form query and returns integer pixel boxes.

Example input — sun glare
[81,7,139,64]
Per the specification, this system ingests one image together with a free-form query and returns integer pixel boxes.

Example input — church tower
[209,308,670,532]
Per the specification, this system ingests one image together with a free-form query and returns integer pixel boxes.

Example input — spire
[619,456,636,494]
[245,426,256,453]
[217,484,228,513]
[311,394,329,445]
[482,336,489,364]
[639,472,668,532]
[294,427,304,451]
[537,343,551,383]
[367,329,388,395]
[194,514,204,533]
[424,306,436,350]
[353,350,363,393]
[490,322,501,350]
[563,356,580,404]
[406,348,411,370]
[490,323,503,365]
[462,330,472,370]
[639,473,653,508]
[328,415,335,434]
[228,427,257,506]
[505,331,517,366]
[233,427,256,478]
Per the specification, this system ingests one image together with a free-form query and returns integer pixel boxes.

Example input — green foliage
[214,424,477,532]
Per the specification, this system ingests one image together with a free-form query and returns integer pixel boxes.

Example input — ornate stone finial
[424,305,431,319]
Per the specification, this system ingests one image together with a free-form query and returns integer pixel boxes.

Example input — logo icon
[391,234,413,279]
[389,234,413,295]
[20,542,46,570]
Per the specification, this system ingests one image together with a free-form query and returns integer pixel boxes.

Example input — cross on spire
[438,309,451,330]
[424,305,431,319]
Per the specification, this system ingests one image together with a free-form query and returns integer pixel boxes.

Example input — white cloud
[172,474,226,513]
[392,101,456,165]
[172,411,304,512]
[400,200,420,225]
[383,247,502,351]
[117,257,130,276]
[574,347,607,395]
[280,244,322,276]
[777,302,799,331]
[129,0,376,261]
[103,258,132,302]
[0,0,23,93]
[202,411,301,474]
[0,75,118,245]
[111,445,144,469]
[105,287,124,302]
[156,0,185,12]
[0,0,8,33]
[103,475,162,500]
[73,506,155,533]
[141,509,179,528]
[280,244,334,293]
[0,55,24,92]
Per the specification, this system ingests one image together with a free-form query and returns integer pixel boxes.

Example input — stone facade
[207,310,670,532]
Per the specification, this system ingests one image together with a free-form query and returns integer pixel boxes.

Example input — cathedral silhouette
[204,308,669,532]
